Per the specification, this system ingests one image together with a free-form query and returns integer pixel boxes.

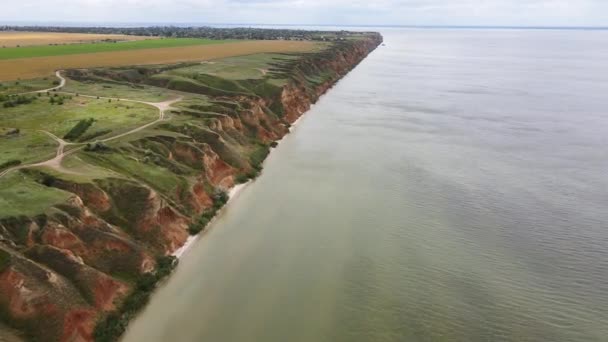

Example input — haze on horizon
[0,0,606,27]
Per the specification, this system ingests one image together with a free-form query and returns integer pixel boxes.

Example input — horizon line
[1,22,607,30]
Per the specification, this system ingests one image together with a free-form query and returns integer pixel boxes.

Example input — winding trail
[0,71,182,178]
[15,71,67,95]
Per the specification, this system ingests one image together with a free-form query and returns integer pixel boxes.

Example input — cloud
[0,0,605,26]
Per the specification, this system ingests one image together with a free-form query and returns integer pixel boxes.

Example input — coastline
[172,181,250,259]
[105,33,383,342]
[171,98,311,260]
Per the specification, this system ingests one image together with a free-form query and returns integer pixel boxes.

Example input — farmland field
[0,38,230,60]
[0,40,320,81]
[0,31,154,48]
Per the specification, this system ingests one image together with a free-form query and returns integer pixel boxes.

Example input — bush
[187,191,229,235]
[188,216,210,235]
[93,256,177,342]
[2,95,34,108]
[84,141,111,153]
[213,190,229,209]
[64,118,95,140]
[235,174,250,184]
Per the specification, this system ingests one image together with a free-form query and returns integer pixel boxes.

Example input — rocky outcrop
[0,33,382,342]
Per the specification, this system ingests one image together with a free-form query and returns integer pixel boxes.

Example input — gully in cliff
[0,28,382,342]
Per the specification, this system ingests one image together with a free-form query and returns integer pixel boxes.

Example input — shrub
[2,95,34,108]
[64,118,95,140]
[187,191,229,236]
[235,174,250,184]
[188,216,210,235]
[84,141,111,153]
[213,190,229,209]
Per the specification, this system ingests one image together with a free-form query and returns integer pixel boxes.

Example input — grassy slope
[171,53,299,83]
[0,38,233,60]
[63,79,174,102]
[0,172,71,217]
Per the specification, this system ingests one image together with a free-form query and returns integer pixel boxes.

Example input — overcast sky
[1,0,606,26]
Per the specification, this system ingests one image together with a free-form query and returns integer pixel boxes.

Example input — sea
[121,27,608,342]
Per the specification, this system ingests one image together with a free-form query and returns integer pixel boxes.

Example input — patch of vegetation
[83,141,111,152]
[93,255,178,342]
[48,94,72,105]
[188,190,229,235]
[0,159,21,170]
[62,78,173,102]
[64,118,95,140]
[78,129,112,142]
[0,249,11,272]
[2,95,35,108]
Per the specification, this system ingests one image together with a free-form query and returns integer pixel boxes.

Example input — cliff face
[0,33,382,342]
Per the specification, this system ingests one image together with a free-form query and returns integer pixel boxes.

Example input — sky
[0,0,607,27]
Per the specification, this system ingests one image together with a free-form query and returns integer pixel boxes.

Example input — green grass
[79,151,189,200]
[0,38,234,60]
[0,129,57,166]
[0,95,158,139]
[0,172,71,218]
[63,79,174,102]
[167,53,299,85]
[0,77,57,95]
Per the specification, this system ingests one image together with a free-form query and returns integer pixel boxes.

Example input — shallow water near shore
[123,28,608,341]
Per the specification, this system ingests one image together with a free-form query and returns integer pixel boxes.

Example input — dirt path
[0,71,182,178]
[15,70,66,95]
